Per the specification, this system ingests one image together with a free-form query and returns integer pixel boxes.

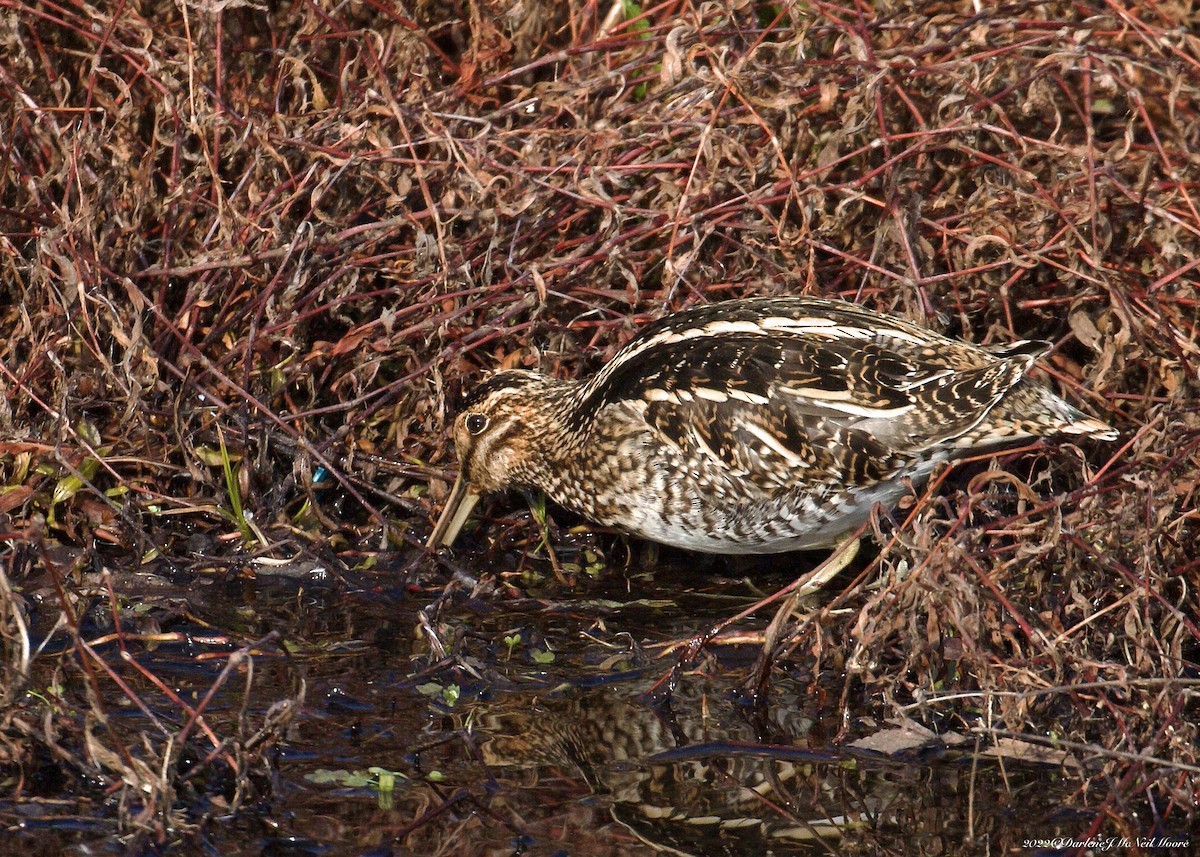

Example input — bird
[427,296,1116,559]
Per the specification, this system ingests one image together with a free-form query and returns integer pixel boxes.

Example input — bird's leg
[798,534,861,597]
[649,532,863,707]
[745,535,862,699]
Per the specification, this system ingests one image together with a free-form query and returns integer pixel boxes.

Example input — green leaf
[305,768,352,785]
[217,426,253,543]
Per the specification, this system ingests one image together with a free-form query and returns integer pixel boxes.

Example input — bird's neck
[511,376,591,476]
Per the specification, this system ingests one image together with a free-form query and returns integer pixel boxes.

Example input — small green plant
[216,426,255,545]
[25,683,65,707]
[416,681,461,707]
[305,766,407,809]
[46,419,108,530]
[528,491,550,554]
[503,633,522,660]
[622,0,656,101]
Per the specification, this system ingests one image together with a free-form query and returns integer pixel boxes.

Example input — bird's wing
[580,320,1035,491]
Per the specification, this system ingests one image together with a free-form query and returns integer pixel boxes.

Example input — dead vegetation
[1,0,1197,849]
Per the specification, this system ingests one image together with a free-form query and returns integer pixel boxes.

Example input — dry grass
[1,0,1198,846]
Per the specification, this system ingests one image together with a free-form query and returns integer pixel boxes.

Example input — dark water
[3,548,1112,856]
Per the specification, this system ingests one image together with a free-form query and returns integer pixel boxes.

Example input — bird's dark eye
[465,413,488,435]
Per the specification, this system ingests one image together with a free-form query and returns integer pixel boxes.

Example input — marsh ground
[1,1,1197,853]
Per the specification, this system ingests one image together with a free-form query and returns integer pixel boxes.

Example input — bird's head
[427,370,572,547]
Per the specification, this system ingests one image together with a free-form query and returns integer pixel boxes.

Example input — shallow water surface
[4,550,1116,855]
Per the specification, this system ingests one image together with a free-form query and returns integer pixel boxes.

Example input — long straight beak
[427,469,481,548]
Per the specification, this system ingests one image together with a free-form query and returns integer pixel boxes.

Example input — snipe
[428,297,1115,555]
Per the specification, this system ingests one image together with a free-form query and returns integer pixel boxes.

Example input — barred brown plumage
[428,297,1116,555]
